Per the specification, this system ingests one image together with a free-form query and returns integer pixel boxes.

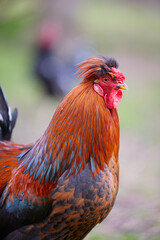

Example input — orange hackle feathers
[45,81,118,174]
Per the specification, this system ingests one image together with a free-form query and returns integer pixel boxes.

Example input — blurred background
[0,0,160,239]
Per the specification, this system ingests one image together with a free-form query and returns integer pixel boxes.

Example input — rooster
[0,57,127,240]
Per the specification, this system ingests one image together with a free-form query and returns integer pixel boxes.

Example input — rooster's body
[0,57,127,240]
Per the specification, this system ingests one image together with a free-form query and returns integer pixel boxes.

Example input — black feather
[102,56,119,69]
[0,87,18,141]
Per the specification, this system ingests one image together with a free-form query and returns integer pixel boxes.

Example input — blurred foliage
[0,44,42,105]
[76,0,160,56]
[86,233,160,240]
[0,0,37,41]
[86,233,140,240]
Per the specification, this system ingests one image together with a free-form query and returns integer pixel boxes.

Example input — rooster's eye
[103,78,108,82]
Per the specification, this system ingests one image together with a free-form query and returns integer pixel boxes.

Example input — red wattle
[104,90,123,109]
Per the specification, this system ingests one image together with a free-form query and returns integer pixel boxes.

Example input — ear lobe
[93,84,104,97]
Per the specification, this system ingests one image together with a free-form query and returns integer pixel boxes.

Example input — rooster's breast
[36,157,119,240]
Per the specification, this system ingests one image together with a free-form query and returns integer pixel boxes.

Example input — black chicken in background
[34,23,96,97]
[34,23,63,96]
[0,87,18,141]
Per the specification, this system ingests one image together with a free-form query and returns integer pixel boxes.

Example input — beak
[117,83,128,90]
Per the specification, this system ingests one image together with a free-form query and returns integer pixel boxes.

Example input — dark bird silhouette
[34,24,96,96]
[0,87,17,141]
[0,57,127,240]
[34,23,69,96]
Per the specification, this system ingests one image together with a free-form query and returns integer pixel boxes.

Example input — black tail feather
[0,87,18,141]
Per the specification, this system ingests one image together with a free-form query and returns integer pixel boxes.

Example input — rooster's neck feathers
[18,81,119,188]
